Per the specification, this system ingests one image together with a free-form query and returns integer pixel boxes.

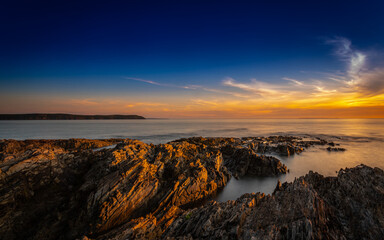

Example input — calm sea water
[1,119,383,201]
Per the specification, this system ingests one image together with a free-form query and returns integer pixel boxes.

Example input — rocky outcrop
[0,136,359,240]
[164,165,384,239]
[171,136,338,178]
[243,136,331,156]
[0,138,230,239]
[171,137,289,178]
[82,139,230,238]
[0,139,124,240]
[220,145,287,178]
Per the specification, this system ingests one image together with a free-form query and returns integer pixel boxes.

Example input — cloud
[282,77,304,86]
[356,68,384,95]
[121,37,384,118]
[314,86,337,94]
[191,99,219,106]
[222,77,281,97]
[219,36,384,108]
[349,52,366,77]
[324,37,384,96]
[326,37,367,83]
[125,77,250,98]
[70,98,100,106]
[326,37,352,58]
[124,77,175,87]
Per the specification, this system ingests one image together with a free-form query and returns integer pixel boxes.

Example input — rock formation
[164,165,384,239]
[1,138,232,239]
[1,136,379,240]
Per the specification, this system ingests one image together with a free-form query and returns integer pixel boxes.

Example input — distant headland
[0,114,145,120]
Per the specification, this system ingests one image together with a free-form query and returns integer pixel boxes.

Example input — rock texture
[171,137,289,178]
[171,136,336,178]
[164,165,384,240]
[0,138,231,239]
[0,139,124,240]
[0,136,369,240]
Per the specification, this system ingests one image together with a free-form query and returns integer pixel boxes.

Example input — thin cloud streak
[282,77,304,86]
[124,77,250,98]
[124,77,178,88]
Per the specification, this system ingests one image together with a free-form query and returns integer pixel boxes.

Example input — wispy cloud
[282,77,304,86]
[125,77,250,98]
[326,37,366,82]
[324,37,384,96]
[191,99,219,106]
[357,68,384,95]
[224,37,383,99]
[124,77,180,88]
[222,77,282,97]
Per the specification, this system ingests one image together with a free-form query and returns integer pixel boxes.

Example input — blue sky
[1,0,384,117]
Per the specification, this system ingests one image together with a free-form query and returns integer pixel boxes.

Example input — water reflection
[215,138,384,201]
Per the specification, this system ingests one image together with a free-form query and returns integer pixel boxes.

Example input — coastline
[0,114,145,120]
[0,137,383,239]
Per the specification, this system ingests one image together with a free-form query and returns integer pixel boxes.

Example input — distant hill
[0,114,145,120]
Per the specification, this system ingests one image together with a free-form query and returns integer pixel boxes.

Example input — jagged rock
[0,138,230,239]
[220,145,287,178]
[164,165,384,239]
[171,137,288,178]
[83,139,230,237]
[0,139,123,240]
[0,137,358,240]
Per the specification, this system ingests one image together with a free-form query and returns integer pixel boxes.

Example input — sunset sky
[1,0,384,118]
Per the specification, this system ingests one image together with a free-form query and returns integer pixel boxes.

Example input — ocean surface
[1,119,384,201]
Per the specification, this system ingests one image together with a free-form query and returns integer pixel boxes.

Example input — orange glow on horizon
[1,91,384,119]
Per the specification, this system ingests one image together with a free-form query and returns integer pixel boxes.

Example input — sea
[1,118,383,201]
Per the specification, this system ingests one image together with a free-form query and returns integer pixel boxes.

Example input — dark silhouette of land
[0,114,145,120]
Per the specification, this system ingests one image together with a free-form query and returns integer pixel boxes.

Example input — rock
[164,165,384,239]
[327,147,346,152]
[221,145,287,178]
[0,136,359,240]
[84,140,230,237]
[0,138,123,240]
[172,137,288,178]
[0,138,230,239]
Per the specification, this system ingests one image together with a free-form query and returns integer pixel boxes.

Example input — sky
[1,0,384,118]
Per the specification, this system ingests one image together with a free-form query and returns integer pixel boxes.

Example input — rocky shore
[0,137,383,240]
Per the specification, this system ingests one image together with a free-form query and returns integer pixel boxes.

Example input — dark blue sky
[1,0,384,117]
